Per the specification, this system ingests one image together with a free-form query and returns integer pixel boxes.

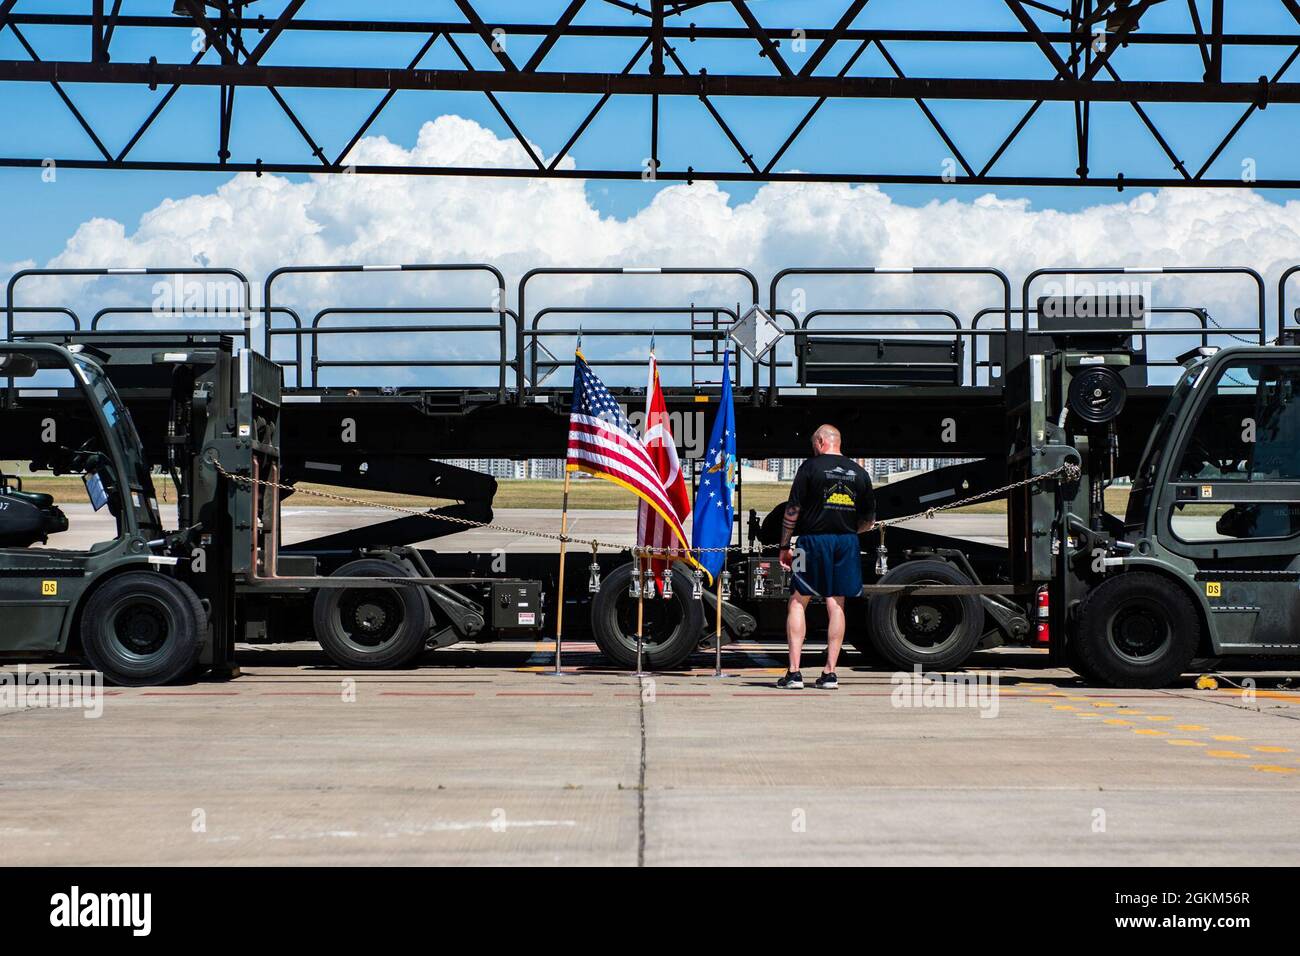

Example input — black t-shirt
[789,454,875,536]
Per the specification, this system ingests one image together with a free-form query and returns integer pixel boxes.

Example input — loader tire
[590,563,704,671]
[80,572,206,686]
[1074,572,1199,688]
[313,558,431,669]
[867,559,984,671]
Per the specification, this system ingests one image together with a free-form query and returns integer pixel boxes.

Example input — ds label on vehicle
[41,580,57,596]
[1205,581,1222,598]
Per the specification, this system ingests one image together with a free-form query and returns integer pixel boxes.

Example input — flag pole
[633,549,648,677]
[549,468,572,677]
[712,571,727,678]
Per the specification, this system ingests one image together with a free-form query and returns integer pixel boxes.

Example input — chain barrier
[211,458,1080,559]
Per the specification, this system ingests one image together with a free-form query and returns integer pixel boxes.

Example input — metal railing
[5,267,253,343]
[517,266,761,404]
[524,306,747,388]
[1278,264,1300,340]
[1021,266,1266,346]
[769,267,1015,398]
[263,263,511,401]
[969,305,1260,383]
[5,261,1288,400]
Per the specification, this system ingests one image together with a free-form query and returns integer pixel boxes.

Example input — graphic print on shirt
[823,466,859,509]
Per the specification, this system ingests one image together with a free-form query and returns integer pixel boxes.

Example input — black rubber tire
[79,571,206,686]
[312,558,432,669]
[1074,572,1200,688]
[867,559,984,671]
[590,563,704,671]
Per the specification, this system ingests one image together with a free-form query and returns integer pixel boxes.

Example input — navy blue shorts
[791,533,863,598]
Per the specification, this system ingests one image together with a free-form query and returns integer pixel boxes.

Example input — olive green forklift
[1016,334,1300,686]
[0,342,210,683]
[0,336,513,685]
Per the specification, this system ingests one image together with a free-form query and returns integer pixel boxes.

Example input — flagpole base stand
[630,671,652,679]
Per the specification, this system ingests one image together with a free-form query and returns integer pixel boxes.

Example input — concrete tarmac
[3,644,1299,866]
[10,506,1289,866]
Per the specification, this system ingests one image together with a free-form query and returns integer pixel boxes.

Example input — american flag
[567,351,692,555]
[637,353,693,591]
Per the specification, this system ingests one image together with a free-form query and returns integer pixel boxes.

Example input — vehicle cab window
[1169,360,1300,543]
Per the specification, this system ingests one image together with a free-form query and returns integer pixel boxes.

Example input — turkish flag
[637,354,692,593]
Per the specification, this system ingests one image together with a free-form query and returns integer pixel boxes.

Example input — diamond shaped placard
[729,305,783,361]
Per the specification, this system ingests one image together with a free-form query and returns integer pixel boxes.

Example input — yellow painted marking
[1027,697,1055,703]
[1252,745,1292,754]
[1253,765,1297,774]
[1133,729,1167,736]
[1167,739,1206,747]
[1144,715,1173,722]
[1212,735,1244,741]
[1053,705,1077,711]
[1175,724,1206,731]
[1075,713,1100,719]
[1103,718,1133,726]
[1091,702,1119,708]
[1207,750,1249,759]
[1218,689,1300,701]
[1048,692,1069,697]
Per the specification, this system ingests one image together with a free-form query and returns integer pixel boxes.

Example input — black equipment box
[800,336,964,386]
[743,555,792,600]
[490,580,542,630]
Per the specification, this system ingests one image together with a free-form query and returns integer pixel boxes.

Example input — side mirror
[0,352,39,378]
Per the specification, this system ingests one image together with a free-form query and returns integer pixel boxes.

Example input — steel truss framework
[1,1,1299,187]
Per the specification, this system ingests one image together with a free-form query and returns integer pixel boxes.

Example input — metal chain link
[876,461,1081,527]
[211,458,1080,558]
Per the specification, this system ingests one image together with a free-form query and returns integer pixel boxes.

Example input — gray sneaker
[776,670,804,689]
[815,672,839,690]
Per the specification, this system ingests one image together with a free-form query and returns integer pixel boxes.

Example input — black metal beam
[2,61,1296,103]
[546,39,651,171]
[798,0,871,77]
[174,0,235,64]
[452,0,518,72]
[10,14,1286,47]
[0,0,19,33]
[3,2,1299,189]
[333,31,442,167]
[245,0,308,66]
[522,0,587,72]
[729,1,794,78]
[442,33,544,169]
[2,155,1298,189]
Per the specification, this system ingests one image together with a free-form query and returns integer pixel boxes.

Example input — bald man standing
[777,424,875,689]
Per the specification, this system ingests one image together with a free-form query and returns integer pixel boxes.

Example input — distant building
[527,459,567,480]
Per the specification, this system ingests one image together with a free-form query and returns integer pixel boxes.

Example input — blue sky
[3,0,1300,268]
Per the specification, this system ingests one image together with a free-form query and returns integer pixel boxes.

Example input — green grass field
[4,466,1138,518]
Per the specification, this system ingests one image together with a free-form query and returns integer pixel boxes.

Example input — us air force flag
[692,349,737,584]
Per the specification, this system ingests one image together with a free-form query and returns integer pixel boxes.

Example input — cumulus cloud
[13,114,1300,387]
